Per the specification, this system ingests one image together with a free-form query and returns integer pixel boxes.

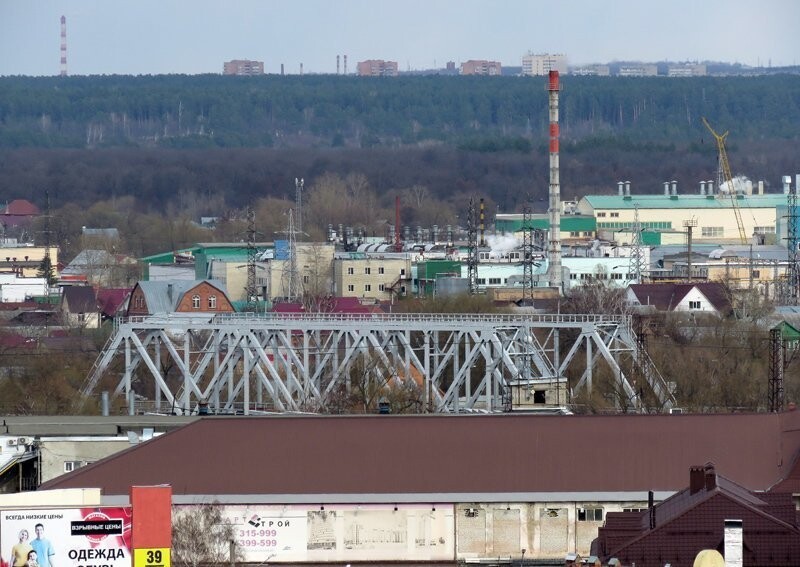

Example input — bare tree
[172,503,242,567]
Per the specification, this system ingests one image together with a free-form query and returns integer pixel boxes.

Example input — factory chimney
[337,55,340,75]
[60,16,67,77]
[547,71,562,290]
[344,55,348,75]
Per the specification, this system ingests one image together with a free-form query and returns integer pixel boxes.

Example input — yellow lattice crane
[702,117,747,244]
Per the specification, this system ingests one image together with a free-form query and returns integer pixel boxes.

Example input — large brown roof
[40,411,800,499]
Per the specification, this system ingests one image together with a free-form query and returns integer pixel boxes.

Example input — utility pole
[466,198,479,295]
[295,178,304,238]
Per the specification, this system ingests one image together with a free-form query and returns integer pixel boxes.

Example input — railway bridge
[80,312,674,414]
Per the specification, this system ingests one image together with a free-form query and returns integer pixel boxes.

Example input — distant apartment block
[460,60,502,76]
[572,64,611,76]
[618,64,658,77]
[356,60,399,77]
[521,53,567,76]
[223,60,265,76]
[667,63,707,77]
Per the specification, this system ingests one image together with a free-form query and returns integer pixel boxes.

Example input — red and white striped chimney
[60,16,67,77]
[547,70,562,289]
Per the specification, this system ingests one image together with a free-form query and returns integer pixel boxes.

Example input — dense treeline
[0,74,798,148]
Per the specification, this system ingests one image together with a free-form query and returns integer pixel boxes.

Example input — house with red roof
[626,282,733,316]
[0,199,40,229]
[592,463,800,566]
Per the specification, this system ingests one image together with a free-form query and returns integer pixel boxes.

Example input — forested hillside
[1,74,798,148]
[1,74,798,258]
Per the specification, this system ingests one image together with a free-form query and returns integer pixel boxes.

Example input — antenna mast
[628,204,648,284]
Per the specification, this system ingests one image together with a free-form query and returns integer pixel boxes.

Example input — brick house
[592,463,800,566]
[126,280,234,316]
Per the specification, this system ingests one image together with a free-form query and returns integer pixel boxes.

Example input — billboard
[1,508,132,567]
[190,504,455,563]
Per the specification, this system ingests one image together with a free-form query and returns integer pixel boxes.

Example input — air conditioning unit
[17,437,30,445]
[6,439,17,447]
[669,408,684,415]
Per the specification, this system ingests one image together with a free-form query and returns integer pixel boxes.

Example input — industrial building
[37,411,800,564]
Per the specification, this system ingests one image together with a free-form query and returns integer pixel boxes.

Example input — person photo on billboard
[8,529,32,567]
[24,551,37,567]
[29,525,53,567]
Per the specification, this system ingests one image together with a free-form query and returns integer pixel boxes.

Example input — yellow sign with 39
[134,548,171,567]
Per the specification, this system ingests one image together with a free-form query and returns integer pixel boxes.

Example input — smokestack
[479,198,486,247]
[281,63,285,76]
[60,15,67,77]
[300,62,304,75]
[547,70,562,290]
[618,181,624,196]
[664,182,670,196]
[671,180,678,196]
[625,180,631,197]
[344,55,348,75]
[700,180,706,196]
[337,55,340,75]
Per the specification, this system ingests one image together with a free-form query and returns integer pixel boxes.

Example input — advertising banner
[1,508,132,567]
[177,504,454,563]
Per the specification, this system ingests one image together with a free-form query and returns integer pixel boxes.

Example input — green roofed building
[577,191,786,244]
[495,214,596,240]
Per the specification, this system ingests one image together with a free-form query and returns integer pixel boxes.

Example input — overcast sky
[1,0,798,76]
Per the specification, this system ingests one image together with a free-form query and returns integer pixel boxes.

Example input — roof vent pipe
[700,180,706,196]
[618,181,624,196]
[625,181,631,196]
[707,180,714,195]
[664,182,670,196]
[796,174,800,196]
[783,175,791,195]
[758,180,764,195]
[671,180,678,196]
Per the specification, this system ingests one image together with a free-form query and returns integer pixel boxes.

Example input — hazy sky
[1,0,798,76]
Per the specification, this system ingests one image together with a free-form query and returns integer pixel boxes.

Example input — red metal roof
[41,411,800,498]
[2,199,39,216]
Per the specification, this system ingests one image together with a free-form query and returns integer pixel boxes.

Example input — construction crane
[702,117,747,244]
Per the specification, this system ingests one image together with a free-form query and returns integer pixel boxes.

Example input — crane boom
[702,117,747,244]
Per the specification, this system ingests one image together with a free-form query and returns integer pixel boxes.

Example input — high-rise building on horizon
[522,53,567,76]
[223,60,265,76]
[460,60,502,76]
[356,60,398,77]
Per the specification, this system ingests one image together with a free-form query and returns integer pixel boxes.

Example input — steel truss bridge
[81,313,675,414]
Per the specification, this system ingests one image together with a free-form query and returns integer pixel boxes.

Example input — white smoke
[486,233,521,253]
[718,175,752,195]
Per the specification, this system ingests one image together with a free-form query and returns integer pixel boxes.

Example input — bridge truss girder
[81,314,675,414]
